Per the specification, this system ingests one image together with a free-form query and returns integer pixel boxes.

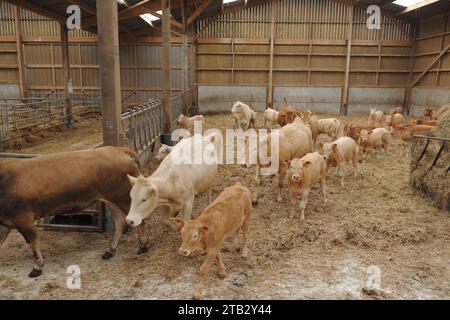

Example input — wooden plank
[13,5,27,99]
[341,3,353,115]
[410,43,450,88]
[60,24,74,128]
[436,14,447,86]
[162,0,172,133]
[97,0,123,146]
[187,0,213,26]
[6,0,66,24]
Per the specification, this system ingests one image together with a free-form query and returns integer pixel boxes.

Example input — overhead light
[223,0,240,4]
[140,13,159,26]
[392,0,425,7]
[117,0,128,5]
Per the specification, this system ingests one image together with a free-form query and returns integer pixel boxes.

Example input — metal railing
[0,92,101,146]
[121,99,164,155]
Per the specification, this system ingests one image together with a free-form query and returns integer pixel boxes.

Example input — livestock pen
[0,0,449,302]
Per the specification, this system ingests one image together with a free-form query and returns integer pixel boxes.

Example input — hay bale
[436,106,450,138]
[410,137,450,210]
[436,104,450,119]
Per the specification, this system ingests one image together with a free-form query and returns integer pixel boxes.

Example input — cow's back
[0,147,140,222]
[280,121,312,160]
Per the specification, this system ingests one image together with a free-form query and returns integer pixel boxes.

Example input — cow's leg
[352,155,358,177]
[136,222,149,255]
[241,216,250,258]
[216,252,226,279]
[277,165,287,202]
[255,164,261,185]
[102,205,125,259]
[181,194,195,220]
[337,164,344,187]
[159,205,178,231]
[17,221,43,278]
[193,251,217,300]
[298,189,310,220]
[321,175,327,203]
[289,196,297,219]
[264,119,267,128]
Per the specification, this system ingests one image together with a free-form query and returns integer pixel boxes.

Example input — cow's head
[370,107,376,115]
[286,158,311,184]
[126,175,159,227]
[177,114,187,126]
[172,218,208,257]
[359,129,371,144]
[322,142,337,162]
[155,144,172,162]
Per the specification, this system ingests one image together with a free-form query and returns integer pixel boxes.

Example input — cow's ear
[332,144,337,151]
[283,159,291,167]
[318,142,323,149]
[368,130,373,134]
[127,174,137,186]
[171,218,185,231]
[303,160,311,167]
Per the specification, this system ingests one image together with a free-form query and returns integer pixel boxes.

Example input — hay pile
[436,104,450,138]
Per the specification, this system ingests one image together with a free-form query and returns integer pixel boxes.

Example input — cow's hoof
[102,251,114,260]
[218,272,226,279]
[137,243,150,255]
[29,268,42,278]
[192,295,201,300]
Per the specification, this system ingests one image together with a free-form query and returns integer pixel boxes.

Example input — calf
[251,117,313,202]
[389,106,403,115]
[343,124,377,142]
[0,147,146,277]
[321,137,358,187]
[264,107,279,128]
[368,108,385,125]
[155,144,172,162]
[277,106,301,127]
[318,118,340,140]
[423,108,437,120]
[173,182,252,300]
[286,152,327,220]
[385,113,404,128]
[357,128,390,158]
[231,101,256,130]
[392,124,437,156]
[126,133,219,228]
[300,110,320,144]
[177,114,205,134]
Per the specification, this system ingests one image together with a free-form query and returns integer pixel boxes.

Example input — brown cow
[0,147,147,277]
[392,124,437,156]
[416,119,438,126]
[173,182,252,300]
[277,106,301,127]
[423,108,438,120]
[343,124,377,142]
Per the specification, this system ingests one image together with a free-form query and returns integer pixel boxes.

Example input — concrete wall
[410,88,450,116]
[0,84,20,99]
[273,86,341,113]
[198,85,266,113]
[348,87,404,115]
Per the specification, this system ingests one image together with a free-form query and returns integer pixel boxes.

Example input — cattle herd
[0,101,444,299]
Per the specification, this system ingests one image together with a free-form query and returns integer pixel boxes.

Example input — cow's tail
[0,224,11,249]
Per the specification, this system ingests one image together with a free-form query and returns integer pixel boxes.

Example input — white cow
[126,133,219,227]
[318,118,340,140]
[264,107,279,128]
[231,101,256,130]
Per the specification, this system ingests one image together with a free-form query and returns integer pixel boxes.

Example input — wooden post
[162,0,172,133]
[190,24,197,108]
[341,3,353,115]
[60,23,74,128]
[13,5,27,99]
[181,0,189,114]
[267,2,275,108]
[404,24,417,116]
[97,0,122,146]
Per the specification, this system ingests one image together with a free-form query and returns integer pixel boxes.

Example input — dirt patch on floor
[0,113,449,299]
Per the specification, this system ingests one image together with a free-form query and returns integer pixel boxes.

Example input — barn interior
[0,0,449,300]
